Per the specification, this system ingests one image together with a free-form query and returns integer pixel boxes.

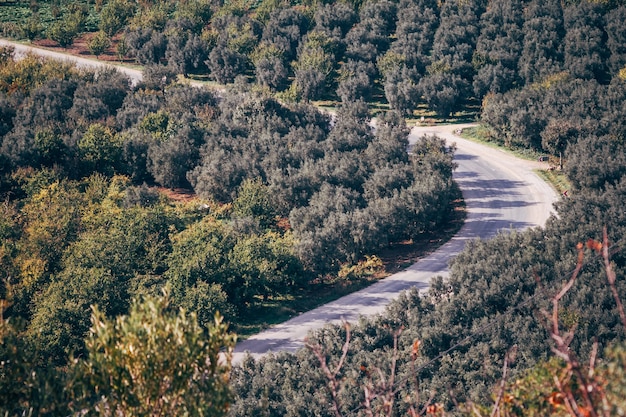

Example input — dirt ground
[33,32,130,64]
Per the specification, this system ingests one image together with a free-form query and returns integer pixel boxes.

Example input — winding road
[232,124,558,363]
[0,39,559,364]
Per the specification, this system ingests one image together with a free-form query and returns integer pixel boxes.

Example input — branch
[541,242,599,417]
[305,323,351,417]
[361,327,402,417]
[490,345,517,417]
[602,227,626,330]
[550,242,585,339]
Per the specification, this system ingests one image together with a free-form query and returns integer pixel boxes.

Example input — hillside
[1,0,626,415]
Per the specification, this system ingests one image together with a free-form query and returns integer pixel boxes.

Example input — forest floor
[32,32,134,65]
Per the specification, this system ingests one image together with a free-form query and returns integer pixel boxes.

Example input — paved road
[0,39,144,84]
[232,123,558,363]
[0,40,558,363]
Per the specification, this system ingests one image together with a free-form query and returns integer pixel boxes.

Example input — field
[0,1,99,38]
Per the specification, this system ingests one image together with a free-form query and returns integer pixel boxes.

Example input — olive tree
[72,290,235,416]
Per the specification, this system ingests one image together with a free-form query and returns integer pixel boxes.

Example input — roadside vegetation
[459,125,546,161]
[0,42,461,412]
[1,0,626,415]
[461,124,572,194]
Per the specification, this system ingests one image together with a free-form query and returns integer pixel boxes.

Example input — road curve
[232,123,558,363]
[0,39,558,362]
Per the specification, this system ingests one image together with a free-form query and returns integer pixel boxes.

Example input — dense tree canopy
[2,0,626,414]
[3,0,625,118]
[230,124,626,417]
[0,50,457,414]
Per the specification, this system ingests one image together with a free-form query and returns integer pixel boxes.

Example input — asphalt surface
[232,123,558,363]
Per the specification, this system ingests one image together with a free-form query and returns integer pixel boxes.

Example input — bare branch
[305,323,352,417]
[553,373,582,417]
[469,401,485,417]
[335,323,351,377]
[382,328,402,417]
[360,327,403,417]
[363,385,374,417]
[490,345,517,417]
[418,392,436,417]
[602,227,626,330]
[540,242,603,417]
[588,340,598,380]
[549,242,584,339]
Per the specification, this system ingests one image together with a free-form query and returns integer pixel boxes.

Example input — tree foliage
[71,290,235,416]
[1,3,626,414]
[232,195,626,415]
[0,288,235,415]
[88,31,111,57]
[99,0,136,36]
[4,0,624,115]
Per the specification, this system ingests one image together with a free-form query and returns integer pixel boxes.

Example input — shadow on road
[460,217,536,240]
[458,178,526,197]
[469,199,536,209]
[454,153,479,160]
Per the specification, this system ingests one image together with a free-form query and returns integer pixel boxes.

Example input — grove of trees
[0,42,458,413]
[224,0,624,415]
[225,102,626,417]
[1,0,626,414]
[0,0,624,118]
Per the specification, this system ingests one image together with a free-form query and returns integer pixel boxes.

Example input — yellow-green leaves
[76,289,236,416]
